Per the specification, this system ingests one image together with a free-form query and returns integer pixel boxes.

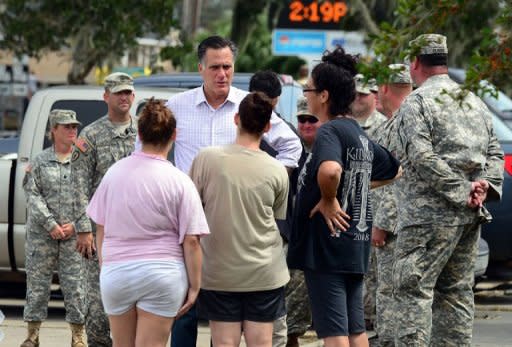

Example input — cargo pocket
[396,327,421,347]
[393,252,422,294]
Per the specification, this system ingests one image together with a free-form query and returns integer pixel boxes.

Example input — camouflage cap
[388,63,412,84]
[104,72,134,93]
[49,109,81,128]
[296,96,316,118]
[409,33,448,55]
[354,74,375,94]
[369,78,378,92]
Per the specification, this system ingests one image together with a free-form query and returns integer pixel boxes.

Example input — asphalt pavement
[1,280,512,347]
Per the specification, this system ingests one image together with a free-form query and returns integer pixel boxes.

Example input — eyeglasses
[302,85,318,94]
[297,115,319,124]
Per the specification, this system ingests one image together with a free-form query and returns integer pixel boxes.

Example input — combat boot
[20,321,41,347]
[286,333,300,347]
[70,323,87,347]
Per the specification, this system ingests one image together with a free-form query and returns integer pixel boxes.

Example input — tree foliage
[358,0,511,96]
[0,0,176,84]
[164,0,304,76]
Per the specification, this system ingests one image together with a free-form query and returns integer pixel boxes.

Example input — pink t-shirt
[86,151,209,265]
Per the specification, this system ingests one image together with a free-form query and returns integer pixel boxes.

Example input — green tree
[358,0,511,96]
[0,0,176,84]
[230,0,305,75]
[230,0,271,55]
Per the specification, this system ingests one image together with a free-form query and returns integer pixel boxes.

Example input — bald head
[378,83,413,118]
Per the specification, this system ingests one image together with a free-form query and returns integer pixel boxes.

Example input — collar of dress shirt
[194,84,244,108]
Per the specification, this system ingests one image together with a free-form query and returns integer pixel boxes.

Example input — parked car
[449,68,512,129]
[482,115,512,266]
[0,136,19,159]
[475,238,489,279]
[134,72,304,127]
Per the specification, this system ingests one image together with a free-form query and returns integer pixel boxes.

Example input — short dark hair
[311,46,358,117]
[417,53,448,67]
[238,92,273,136]
[138,98,177,147]
[197,36,238,63]
[249,70,282,99]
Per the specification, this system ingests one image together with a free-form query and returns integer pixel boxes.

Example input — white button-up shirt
[166,85,302,173]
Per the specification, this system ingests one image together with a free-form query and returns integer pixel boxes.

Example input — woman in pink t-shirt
[87,99,209,347]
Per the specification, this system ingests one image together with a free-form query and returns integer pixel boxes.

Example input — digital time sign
[275,1,348,30]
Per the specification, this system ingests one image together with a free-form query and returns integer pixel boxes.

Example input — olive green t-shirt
[189,144,290,291]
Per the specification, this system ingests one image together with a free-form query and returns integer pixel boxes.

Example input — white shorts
[100,259,188,317]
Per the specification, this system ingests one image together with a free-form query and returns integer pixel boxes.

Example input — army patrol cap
[49,109,81,128]
[388,64,412,84]
[296,96,316,118]
[354,74,376,95]
[104,72,134,93]
[409,34,448,55]
[369,78,378,92]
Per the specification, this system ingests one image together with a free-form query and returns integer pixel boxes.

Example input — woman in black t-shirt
[287,47,401,347]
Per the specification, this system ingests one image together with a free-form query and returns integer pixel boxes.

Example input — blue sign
[272,30,326,56]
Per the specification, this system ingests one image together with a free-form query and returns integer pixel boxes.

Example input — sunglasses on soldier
[297,115,319,124]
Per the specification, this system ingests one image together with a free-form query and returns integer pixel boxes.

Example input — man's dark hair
[417,53,448,67]
[311,46,357,117]
[249,70,282,99]
[197,36,238,63]
[238,92,273,136]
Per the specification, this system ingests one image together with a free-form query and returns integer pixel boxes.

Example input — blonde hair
[46,124,58,142]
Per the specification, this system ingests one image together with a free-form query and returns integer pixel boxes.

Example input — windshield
[493,114,512,141]
[483,89,512,116]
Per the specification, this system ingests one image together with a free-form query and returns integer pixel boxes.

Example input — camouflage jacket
[358,109,387,141]
[23,147,75,234]
[372,114,400,233]
[71,115,137,233]
[394,74,504,229]
[358,109,390,232]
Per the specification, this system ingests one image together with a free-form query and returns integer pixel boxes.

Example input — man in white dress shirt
[167,35,301,174]
[168,35,302,347]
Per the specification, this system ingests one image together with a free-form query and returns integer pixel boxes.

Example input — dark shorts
[197,287,286,322]
[304,271,365,338]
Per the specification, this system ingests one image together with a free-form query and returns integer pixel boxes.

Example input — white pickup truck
[0,85,174,280]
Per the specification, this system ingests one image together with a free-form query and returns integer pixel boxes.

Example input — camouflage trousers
[364,247,377,325]
[24,233,86,323]
[272,269,312,345]
[393,223,479,347]
[285,269,311,336]
[273,314,287,347]
[375,233,396,347]
[85,254,112,347]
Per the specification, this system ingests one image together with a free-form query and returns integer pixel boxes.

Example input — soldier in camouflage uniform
[393,34,504,346]
[71,72,137,347]
[351,74,387,140]
[22,109,87,347]
[350,74,387,331]
[371,64,413,347]
[285,97,318,347]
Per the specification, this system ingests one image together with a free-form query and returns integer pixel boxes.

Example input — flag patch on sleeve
[74,137,91,153]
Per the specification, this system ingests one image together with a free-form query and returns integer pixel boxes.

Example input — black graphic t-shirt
[287,117,400,274]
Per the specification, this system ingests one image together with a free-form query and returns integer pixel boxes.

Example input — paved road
[1,280,512,346]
